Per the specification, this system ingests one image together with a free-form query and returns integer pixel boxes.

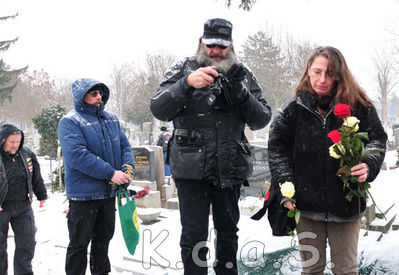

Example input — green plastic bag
[117,187,140,255]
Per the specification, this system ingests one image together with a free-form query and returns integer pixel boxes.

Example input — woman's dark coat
[268,90,387,218]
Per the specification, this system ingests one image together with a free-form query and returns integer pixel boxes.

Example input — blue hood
[72,78,110,112]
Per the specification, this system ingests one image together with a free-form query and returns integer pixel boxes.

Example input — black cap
[160,126,167,131]
[202,18,232,47]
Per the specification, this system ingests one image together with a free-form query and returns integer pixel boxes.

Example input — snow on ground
[5,150,399,274]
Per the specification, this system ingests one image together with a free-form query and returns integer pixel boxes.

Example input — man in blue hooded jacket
[58,78,134,275]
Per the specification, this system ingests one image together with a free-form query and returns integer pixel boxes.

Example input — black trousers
[65,197,116,275]
[175,180,241,275]
[0,202,36,275]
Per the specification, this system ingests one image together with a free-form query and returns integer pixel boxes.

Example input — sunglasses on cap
[205,44,228,50]
[88,90,104,97]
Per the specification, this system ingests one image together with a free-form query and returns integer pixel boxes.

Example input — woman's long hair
[295,46,372,108]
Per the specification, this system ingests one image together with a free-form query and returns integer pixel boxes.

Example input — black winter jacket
[268,91,387,218]
[150,58,272,187]
[0,124,48,207]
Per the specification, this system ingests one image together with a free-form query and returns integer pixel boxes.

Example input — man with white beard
[150,18,271,275]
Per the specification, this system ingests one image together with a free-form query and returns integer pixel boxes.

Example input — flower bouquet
[328,103,382,210]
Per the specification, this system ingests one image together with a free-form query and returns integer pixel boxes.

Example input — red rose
[327,130,341,143]
[334,103,351,119]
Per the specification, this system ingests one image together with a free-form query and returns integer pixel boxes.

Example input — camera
[207,71,228,106]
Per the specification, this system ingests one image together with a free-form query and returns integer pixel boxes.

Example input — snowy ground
[6,151,399,274]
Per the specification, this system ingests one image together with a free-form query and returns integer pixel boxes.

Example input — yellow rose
[343,116,360,133]
[329,143,345,159]
[280,181,295,199]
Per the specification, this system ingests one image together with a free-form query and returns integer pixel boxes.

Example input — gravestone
[132,145,166,209]
[148,145,165,190]
[132,146,155,181]
[394,127,399,147]
[242,144,270,197]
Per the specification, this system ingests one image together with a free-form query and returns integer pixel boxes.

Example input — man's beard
[195,45,238,73]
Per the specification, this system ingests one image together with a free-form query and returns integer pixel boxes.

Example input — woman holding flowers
[268,46,387,274]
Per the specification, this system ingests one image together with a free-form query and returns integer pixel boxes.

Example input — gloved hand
[122,164,134,189]
[226,63,246,82]
[122,164,134,178]
[223,63,249,105]
[110,164,134,189]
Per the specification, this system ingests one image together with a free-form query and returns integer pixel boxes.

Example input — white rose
[280,181,295,199]
[343,116,360,133]
[328,143,346,159]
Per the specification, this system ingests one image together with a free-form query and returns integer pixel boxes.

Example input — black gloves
[223,63,249,105]
[226,63,246,81]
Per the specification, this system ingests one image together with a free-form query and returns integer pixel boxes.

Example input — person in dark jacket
[150,18,271,275]
[58,78,134,275]
[0,123,47,275]
[156,126,171,176]
[268,46,387,274]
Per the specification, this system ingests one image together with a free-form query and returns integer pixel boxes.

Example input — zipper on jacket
[297,101,324,125]
[298,101,333,219]
[215,116,222,187]
[21,151,33,202]
[322,109,333,129]
[322,108,333,220]
[97,112,113,195]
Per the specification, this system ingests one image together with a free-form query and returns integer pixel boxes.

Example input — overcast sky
[1,0,398,99]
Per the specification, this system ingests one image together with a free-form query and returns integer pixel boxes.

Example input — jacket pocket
[169,137,206,180]
[220,140,253,181]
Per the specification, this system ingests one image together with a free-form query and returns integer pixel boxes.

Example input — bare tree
[109,53,176,127]
[0,79,40,128]
[372,49,399,126]
[145,53,176,92]
[109,63,136,120]
[53,77,74,110]
[20,69,57,109]
[0,71,73,128]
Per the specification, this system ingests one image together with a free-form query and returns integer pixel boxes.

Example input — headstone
[132,180,157,191]
[132,146,155,181]
[242,144,270,197]
[149,145,165,190]
[135,190,161,208]
[393,127,399,147]
[167,197,179,210]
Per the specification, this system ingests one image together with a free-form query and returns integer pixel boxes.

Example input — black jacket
[150,58,272,187]
[156,131,171,152]
[0,124,47,207]
[268,91,387,218]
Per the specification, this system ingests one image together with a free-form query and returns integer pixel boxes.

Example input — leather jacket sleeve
[239,65,272,130]
[150,59,194,122]
[28,148,48,201]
